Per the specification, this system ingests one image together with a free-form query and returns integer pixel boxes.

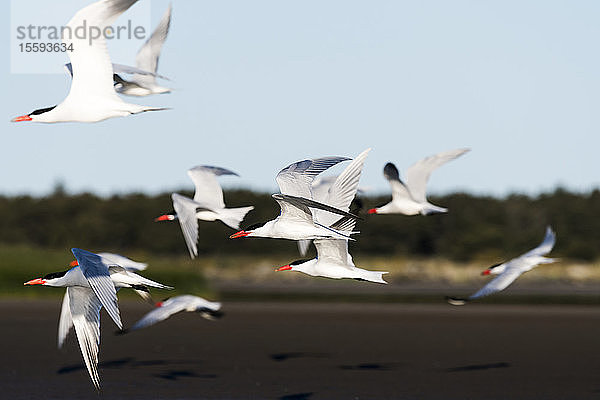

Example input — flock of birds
[13,0,559,391]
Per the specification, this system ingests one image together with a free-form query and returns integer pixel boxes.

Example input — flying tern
[12,0,168,123]
[368,148,469,215]
[155,166,254,258]
[122,295,222,332]
[24,248,172,389]
[447,226,558,305]
[230,157,361,241]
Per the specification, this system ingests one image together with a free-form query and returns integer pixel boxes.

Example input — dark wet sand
[1,299,599,399]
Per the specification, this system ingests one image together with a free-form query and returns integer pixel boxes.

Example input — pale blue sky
[3,1,599,197]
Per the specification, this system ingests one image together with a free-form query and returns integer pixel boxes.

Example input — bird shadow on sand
[278,392,314,400]
[443,362,511,372]
[57,357,213,380]
[270,352,330,362]
[338,362,403,371]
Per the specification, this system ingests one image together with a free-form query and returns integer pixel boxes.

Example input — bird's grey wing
[132,3,172,86]
[314,239,350,267]
[187,165,238,209]
[522,226,556,258]
[383,162,413,202]
[172,193,200,258]
[273,194,361,221]
[130,300,187,331]
[405,148,470,203]
[68,286,103,390]
[314,148,370,226]
[276,157,350,198]
[272,195,314,224]
[468,268,523,300]
[63,0,139,103]
[58,290,73,349]
[71,248,121,330]
[98,252,148,271]
[112,63,169,79]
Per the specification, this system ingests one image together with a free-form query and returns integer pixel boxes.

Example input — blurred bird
[368,148,469,215]
[155,166,254,258]
[277,149,388,283]
[25,249,172,389]
[121,295,222,332]
[12,0,167,123]
[230,157,360,241]
[446,226,558,305]
[24,249,120,389]
[114,4,173,96]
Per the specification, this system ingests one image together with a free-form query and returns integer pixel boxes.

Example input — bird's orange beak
[276,265,292,271]
[481,269,491,275]
[230,230,250,239]
[24,278,46,286]
[155,301,163,307]
[11,115,32,122]
[367,208,377,214]
[154,215,170,222]
[70,260,79,267]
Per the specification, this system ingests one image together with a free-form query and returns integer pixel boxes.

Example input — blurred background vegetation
[1,187,599,299]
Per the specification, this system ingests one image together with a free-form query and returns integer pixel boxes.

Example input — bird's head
[275,258,312,272]
[12,105,56,122]
[24,270,69,287]
[154,212,176,222]
[482,262,505,275]
[230,221,266,239]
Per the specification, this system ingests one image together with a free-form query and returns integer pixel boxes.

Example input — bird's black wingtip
[114,328,130,336]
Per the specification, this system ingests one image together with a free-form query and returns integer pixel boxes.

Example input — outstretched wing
[383,162,413,202]
[187,165,238,209]
[276,157,350,199]
[68,286,103,390]
[71,248,121,330]
[314,239,351,268]
[314,148,370,226]
[404,148,469,203]
[58,290,73,349]
[521,226,556,258]
[63,0,139,104]
[172,193,201,258]
[98,252,148,271]
[468,268,523,300]
[129,298,188,331]
[273,194,360,222]
[132,3,172,87]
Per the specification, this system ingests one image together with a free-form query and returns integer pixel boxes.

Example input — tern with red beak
[276,149,387,283]
[24,248,172,389]
[155,166,254,258]
[122,295,222,332]
[368,148,469,215]
[447,226,558,305]
[229,157,361,241]
[11,0,167,123]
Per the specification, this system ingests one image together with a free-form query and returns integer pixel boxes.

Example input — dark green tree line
[0,188,598,261]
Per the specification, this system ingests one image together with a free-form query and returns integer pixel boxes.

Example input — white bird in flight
[12,0,167,123]
[24,248,172,389]
[447,226,558,305]
[114,3,173,96]
[368,148,469,215]
[229,157,361,241]
[155,166,254,258]
[277,149,388,284]
[123,295,222,332]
